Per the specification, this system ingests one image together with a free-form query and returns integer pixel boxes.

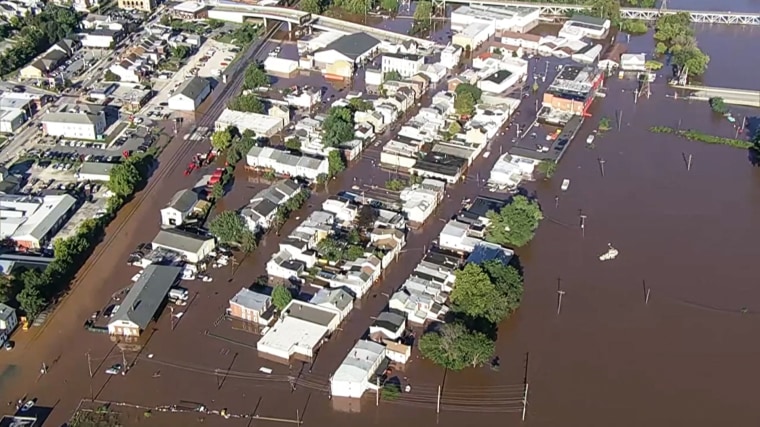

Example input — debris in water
[599,243,619,261]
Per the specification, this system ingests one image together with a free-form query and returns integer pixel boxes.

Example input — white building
[452,22,493,51]
[572,44,603,64]
[241,179,302,232]
[76,162,116,182]
[399,181,443,224]
[369,311,406,340]
[380,140,418,169]
[451,5,539,33]
[81,28,119,49]
[440,44,463,69]
[309,287,354,322]
[0,194,77,250]
[257,300,341,360]
[0,303,18,346]
[381,53,424,78]
[167,76,211,112]
[246,146,329,181]
[620,53,647,71]
[488,152,539,189]
[500,31,541,52]
[160,189,199,227]
[285,88,321,109]
[215,108,286,138]
[477,69,522,94]
[438,220,483,253]
[151,228,216,264]
[330,340,386,398]
[559,15,610,39]
[42,105,106,140]
[419,63,447,83]
[365,67,383,86]
[322,197,358,223]
[264,57,298,74]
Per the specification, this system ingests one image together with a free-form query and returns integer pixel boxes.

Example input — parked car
[105,364,123,375]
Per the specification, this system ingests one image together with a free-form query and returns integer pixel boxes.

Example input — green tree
[300,0,324,13]
[455,83,482,103]
[344,245,365,261]
[380,0,398,12]
[485,195,543,248]
[322,107,355,147]
[284,137,301,152]
[333,0,372,14]
[384,70,402,82]
[228,94,265,113]
[104,70,121,82]
[0,274,15,304]
[588,0,620,24]
[454,91,476,116]
[536,160,556,178]
[481,260,524,315]
[413,0,432,22]
[385,178,407,191]
[356,205,378,230]
[271,285,293,311]
[348,97,373,112]
[418,322,495,371]
[450,263,510,324]
[171,45,190,60]
[17,282,45,319]
[209,211,249,246]
[107,162,141,197]
[317,237,343,262]
[381,383,401,400]
[327,150,346,177]
[244,64,269,90]
[672,45,710,76]
[211,182,224,201]
[211,128,234,151]
[708,97,728,114]
[619,19,647,34]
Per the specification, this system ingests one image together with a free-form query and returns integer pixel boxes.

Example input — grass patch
[649,126,752,149]
[68,408,122,427]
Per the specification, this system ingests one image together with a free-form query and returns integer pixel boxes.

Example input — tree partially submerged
[271,285,293,311]
[418,322,495,371]
[209,211,257,252]
[485,195,543,247]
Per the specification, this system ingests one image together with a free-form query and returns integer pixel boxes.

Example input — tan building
[229,288,274,326]
[118,0,154,12]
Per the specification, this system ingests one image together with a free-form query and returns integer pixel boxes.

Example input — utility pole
[121,349,127,374]
[86,352,93,378]
[580,213,587,237]
[557,289,566,315]
[522,383,529,421]
[554,195,559,208]
[617,110,623,131]
[642,280,650,305]
[687,154,692,171]
[436,385,441,414]
[169,306,175,331]
[376,377,380,406]
[598,157,606,177]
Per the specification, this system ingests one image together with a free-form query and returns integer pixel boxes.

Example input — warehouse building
[168,76,211,112]
[151,228,216,264]
[247,146,328,181]
[313,33,381,79]
[215,108,287,138]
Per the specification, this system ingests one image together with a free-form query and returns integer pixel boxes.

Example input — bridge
[440,0,760,25]
[208,1,438,46]
[672,85,760,108]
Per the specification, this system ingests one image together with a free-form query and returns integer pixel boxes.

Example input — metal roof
[166,189,198,213]
[321,33,381,61]
[174,76,210,101]
[110,265,182,330]
[152,228,214,254]
[230,287,270,312]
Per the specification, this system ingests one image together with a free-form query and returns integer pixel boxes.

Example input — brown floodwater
[2,5,760,426]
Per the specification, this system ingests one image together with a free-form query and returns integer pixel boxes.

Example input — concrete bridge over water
[672,85,760,108]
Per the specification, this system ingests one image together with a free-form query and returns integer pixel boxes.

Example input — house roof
[110,265,182,330]
[166,189,198,213]
[243,198,278,221]
[321,33,381,61]
[152,228,214,255]
[0,302,15,324]
[332,340,385,384]
[310,287,354,312]
[230,287,270,312]
[78,162,117,177]
[284,300,338,327]
[8,194,77,244]
[467,241,514,265]
[174,76,209,101]
[371,311,405,332]
[483,69,513,84]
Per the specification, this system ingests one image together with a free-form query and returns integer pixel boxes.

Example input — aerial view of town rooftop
[0,0,758,424]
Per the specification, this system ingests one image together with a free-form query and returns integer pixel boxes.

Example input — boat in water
[561,179,570,191]
[599,243,619,261]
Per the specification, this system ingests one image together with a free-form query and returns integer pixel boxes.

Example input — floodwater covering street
[2,0,760,425]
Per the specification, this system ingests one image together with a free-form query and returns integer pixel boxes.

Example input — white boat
[561,179,570,191]
[599,244,619,261]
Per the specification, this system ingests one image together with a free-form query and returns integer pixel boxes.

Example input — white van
[168,288,189,301]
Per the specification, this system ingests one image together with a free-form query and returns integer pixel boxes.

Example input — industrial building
[451,5,539,33]
[168,77,211,112]
[42,104,106,140]
[0,194,78,250]
[313,33,381,79]
[559,15,610,40]
[246,146,329,181]
[215,108,287,138]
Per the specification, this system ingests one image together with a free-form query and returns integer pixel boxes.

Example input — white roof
[332,340,385,384]
[216,109,283,135]
[258,316,329,354]
[173,1,206,12]
[0,194,76,244]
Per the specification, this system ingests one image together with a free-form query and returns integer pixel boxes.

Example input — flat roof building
[152,228,216,264]
[330,340,387,398]
[215,108,286,138]
[0,194,77,250]
[257,300,341,362]
[542,65,603,116]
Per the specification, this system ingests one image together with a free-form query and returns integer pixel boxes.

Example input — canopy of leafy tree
[419,322,495,370]
[485,195,543,247]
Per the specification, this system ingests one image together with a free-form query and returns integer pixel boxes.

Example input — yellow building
[118,0,154,12]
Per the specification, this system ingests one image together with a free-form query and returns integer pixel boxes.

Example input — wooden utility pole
[86,352,93,378]
[522,383,529,421]
[376,377,380,406]
[598,157,606,177]
[687,154,693,171]
[121,349,127,374]
[436,385,441,414]
[557,290,566,315]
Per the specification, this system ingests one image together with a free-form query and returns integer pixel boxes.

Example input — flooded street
[2,2,760,425]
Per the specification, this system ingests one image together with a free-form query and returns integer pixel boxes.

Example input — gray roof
[78,162,117,178]
[152,228,214,254]
[310,287,353,312]
[13,194,76,242]
[0,302,15,323]
[570,14,609,27]
[322,33,381,61]
[175,76,210,101]
[244,198,278,220]
[166,189,198,213]
[253,179,301,205]
[372,311,405,331]
[285,301,338,326]
[110,265,182,330]
[230,287,270,312]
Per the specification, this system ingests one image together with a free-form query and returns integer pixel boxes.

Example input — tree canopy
[418,322,495,371]
[327,150,346,177]
[413,0,432,21]
[209,211,257,252]
[322,107,355,148]
[485,195,543,247]
[653,12,709,76]
[333,0,372,14]
[380,0,399,12]
[284,137,302,152]
[244,64,270,90]
[228,94,266,113]
[107,162,141,198]
[211,127,235,151]
[348,98,373,112]
[300,0,326,14]
[271,285,293,311]
[708,97,728,114]
[356,205,379,230]
[450,263,511,324]
[384,70,402,82]
[454,83,482,116]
